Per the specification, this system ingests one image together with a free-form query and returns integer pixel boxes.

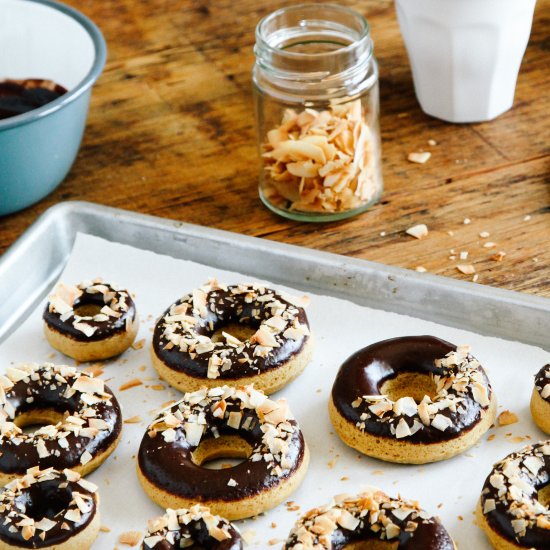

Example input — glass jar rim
[255,3,372,65]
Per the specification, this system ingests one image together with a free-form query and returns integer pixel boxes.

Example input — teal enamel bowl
[0,0,106,216]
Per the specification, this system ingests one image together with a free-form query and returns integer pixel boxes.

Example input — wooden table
[2,0,549,297]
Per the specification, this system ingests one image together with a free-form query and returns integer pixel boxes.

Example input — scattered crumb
[119,378,143,391]
[491,251,506,262]
[316,389,322,393]
[118,531,142,546]
[479,231,490,238]
[487,434,496,441]
[498,410,518,426]
[139,365,147,372]
[269,539,281,546]
[132,339,145,350]
[511,436,526,443]
[438,503,444,509]
[124,415,143,424]
[408,151,431,164]
[483,242,497,248]
[327,459,337,469]
[406,224,429,239]
[463,218,471,225]
[371,470,384,476]
[427,139,437,146]
[271,522,277,529]
[100,525,111,533]
[151,384,165,391]
[457,264,476,275]
[380,231,386,237]
[83,364,104,377]
[449,255,456,261]
[340,476,349,481]
[415,266,427,273]
[286,501,300,512]
[458,515,464,521]
[523,215,531,221]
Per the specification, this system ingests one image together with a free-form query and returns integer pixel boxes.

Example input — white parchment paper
[0,233,548,549]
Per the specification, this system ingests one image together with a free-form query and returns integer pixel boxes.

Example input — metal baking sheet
[0,200,549,550]
[1,201,549,348]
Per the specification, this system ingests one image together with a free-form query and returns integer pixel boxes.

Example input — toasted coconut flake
[497,410,518,426]
[407,152,431,164]
[124,415,143,424]
[406,224,428,239]
[457,264,476,275]
[118,531,143,546]
[261,102,380,213]
[119,378,143,391]
[80,451,93,465]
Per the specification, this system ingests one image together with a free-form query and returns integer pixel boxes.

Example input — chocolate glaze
[0,475,97,548]
[481,441,550,548]
[0,372,122,476]
[143,518,243,550]
[152,286,309,379]
[535,364,550,403]
[138,402,305,501]
[0,79,67,120]
[43,284,136,342]
[286,519,454,550]
[331,335,492,444]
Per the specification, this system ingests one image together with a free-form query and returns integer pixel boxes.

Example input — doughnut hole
[538,483,550,507]
[15,480,73,520]
[73,303,103,317]
[191,435,253,470]
[211,323,257,344]
[13,408,67,435]
[380,372,437,403]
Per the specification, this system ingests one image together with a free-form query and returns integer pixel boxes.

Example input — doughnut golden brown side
[151,335,313,395]
[530,364,550,434]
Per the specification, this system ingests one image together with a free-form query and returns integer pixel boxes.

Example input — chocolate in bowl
[0,78,68,120]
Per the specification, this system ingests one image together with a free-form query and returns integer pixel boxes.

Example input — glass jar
[253,4,383,222]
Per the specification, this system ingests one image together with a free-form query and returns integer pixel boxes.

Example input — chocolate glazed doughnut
[0,363,122,485]
[329,336,497,464]
[151,279,313,394]
[137,385,309,520]
[0,467,100,550]
[142,505,243,549]
[530,364,550,435]
[43,279,139,362]
[477,440,550,549]
[284,489,456,549]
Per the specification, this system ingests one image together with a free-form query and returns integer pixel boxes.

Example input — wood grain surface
[1,0,549,296]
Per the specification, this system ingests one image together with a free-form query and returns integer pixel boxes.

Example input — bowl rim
[0,0,107,131]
